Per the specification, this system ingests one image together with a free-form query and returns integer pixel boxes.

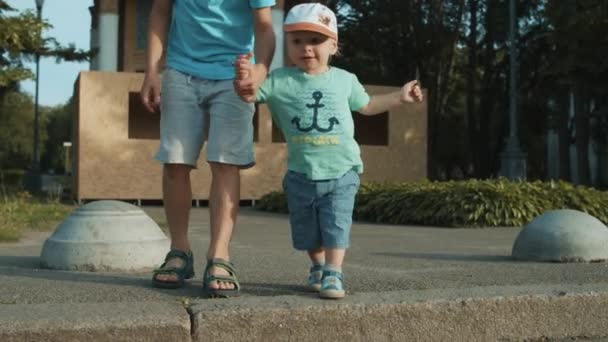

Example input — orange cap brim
[284,23,337,40]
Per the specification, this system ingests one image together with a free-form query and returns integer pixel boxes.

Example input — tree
[0,0,90,175]
[39,97,74,173]
[0,91,45,169]
[0,0,90,102]
[540,0,608,184]
[465,0,479,175]
[334,0,467,178]
[286,0,608,183]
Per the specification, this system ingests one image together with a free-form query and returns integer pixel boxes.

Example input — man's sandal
[152,249,194,289]
[202,258,241,298]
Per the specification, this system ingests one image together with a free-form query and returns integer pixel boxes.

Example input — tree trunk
[466,0,479,177]
[426,0,465,179]
[477,2,500,178]
[574,87,591,185]
[557,91,571,181]
[425,0,445,180]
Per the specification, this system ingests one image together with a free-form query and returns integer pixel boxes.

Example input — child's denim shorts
[155,68,255,168]
[282,169,360,251]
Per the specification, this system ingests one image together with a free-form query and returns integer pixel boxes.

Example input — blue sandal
[307,264,324,292]
[319,270,345,299]
[152,249,194,289]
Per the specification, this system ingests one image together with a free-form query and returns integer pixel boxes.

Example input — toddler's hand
[401,80,423,104]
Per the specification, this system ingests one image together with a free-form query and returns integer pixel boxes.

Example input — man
[140,0,275,297]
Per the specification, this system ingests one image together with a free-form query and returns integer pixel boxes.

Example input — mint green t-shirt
[257,67,371,180]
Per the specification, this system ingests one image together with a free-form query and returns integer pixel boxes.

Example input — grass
[0,192,74,242]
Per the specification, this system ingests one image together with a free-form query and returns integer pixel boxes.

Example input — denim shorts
[154,68,255,168]
[282,169,360,251]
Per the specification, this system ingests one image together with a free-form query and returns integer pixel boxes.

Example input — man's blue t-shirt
[166,0,275,80]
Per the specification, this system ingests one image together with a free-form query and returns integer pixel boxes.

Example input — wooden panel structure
[72,71,427,201]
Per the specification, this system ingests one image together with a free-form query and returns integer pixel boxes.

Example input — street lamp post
[499,0,527,180]
[33,0,44,172]
[63,141,72,175]
[25,0,45,193]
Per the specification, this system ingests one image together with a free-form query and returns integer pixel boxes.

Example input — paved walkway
[1,207,608,341]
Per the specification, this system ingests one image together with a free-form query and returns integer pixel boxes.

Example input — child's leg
[307,248,325,265]
[306,247,325,291]
[325,248,345,271]
[320,248,346,299]
[317,170,360,299]
[282,171,325,290]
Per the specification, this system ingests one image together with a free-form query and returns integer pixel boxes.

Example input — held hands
[233,52,260,103]
[401,80,424,104]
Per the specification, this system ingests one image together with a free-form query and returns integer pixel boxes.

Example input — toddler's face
[286,31,338,75]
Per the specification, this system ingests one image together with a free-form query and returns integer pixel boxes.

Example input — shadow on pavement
[0,256,315,298]
[0,255,207,298]
[374,252,514,263]
[241,282,311,297]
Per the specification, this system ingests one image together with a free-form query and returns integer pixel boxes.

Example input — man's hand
[140,72,161,113]
[401,80,423,104]
[233,52,258,103]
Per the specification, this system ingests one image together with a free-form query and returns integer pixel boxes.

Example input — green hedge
[255,179,608,227]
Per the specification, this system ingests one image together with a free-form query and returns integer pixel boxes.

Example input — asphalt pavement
[1,206,608,341]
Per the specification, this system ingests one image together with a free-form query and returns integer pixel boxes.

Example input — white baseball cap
[284,3,338,40]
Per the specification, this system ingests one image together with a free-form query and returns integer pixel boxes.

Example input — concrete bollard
[40,200,170,271]
[512,209,608,262]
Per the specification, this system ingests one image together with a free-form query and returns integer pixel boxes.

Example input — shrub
[0,169,24,194]
[255,179,608,227]
[255,191,288,214]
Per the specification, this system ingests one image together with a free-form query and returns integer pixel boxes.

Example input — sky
[7,0,92,107]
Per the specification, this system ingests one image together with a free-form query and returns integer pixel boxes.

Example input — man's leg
[203,79,255,291]
[206,162,240,290]
[154,163,192,283]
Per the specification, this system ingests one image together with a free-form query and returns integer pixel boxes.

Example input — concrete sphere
[512,209,608,262]
[40,200,169,271]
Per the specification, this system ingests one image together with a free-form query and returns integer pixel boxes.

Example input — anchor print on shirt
[291,91,339,133]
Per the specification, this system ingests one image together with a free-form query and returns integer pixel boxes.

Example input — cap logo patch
[318,14,331,27]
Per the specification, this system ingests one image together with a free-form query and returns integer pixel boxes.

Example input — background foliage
[288,0,608,185]
[1,0,607,191]
[256,179,608,227]
[0,0,85,174]
[0,0,89,99]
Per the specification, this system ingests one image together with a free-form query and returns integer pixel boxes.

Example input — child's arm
[357,80,423,116]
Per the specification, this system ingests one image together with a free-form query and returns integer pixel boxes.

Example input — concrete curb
[0,302,191,342]
[2,286,608,341]
[190,285,608,341]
